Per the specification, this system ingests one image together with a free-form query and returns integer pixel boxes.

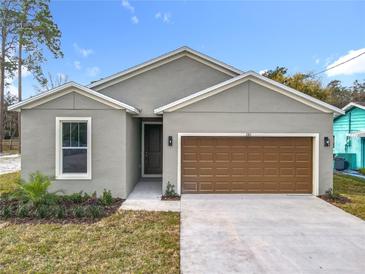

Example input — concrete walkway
[181,194,365,274]
[120,180,180,212]
[0,154,20,175]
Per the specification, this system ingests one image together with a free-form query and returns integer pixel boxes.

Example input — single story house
[334,102,365,169]
[9,47,343,198]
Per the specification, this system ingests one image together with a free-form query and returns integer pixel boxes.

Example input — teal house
[333,102,365,169]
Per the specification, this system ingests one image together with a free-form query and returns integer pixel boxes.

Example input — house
[333,102,365,169]
[9,47,343,198]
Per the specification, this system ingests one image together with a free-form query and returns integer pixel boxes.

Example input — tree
[35,72,68,92]
[326,80,351,108]
[0,0,19,153]
[4,91,18,139]
[16,0,63,152]
[262,67,329,101]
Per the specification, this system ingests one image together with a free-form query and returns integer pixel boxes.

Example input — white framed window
[55,117,92,180]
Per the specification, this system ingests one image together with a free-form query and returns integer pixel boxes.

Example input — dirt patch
[319,194,351,204]
[161,195,181,201]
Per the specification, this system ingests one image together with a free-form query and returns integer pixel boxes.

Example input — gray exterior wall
[21,92,130,198]
[125,115,141,195]
[97,56,232,116]
[163,80,333,195]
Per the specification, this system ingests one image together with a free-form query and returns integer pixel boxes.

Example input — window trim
[55,117,92,180]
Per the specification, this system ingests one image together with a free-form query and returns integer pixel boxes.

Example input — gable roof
[154,71,344,115]
[334,102,365,118]
[8,82,140,114]
[342,102,365,112]
[87,46,243,90]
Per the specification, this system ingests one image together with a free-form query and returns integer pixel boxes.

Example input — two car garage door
[181,136,313,194]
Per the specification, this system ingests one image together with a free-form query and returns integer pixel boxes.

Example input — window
[56,117,91,179]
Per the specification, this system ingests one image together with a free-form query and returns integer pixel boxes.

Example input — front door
[144,123,162,175]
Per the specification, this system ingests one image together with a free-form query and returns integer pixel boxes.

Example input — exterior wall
[21,93,129,198]
[97,56,232,116]
[125,115,141,195]
[333,107,365,169]
[163,81,333,195]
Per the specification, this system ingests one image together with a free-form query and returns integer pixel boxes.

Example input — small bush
[55,206,66,219]
[87,205,104,219]
[35,205,49,219]
[164,182,177,197]
[1,205,12,218]
[16,205,29,218]
[16,172,57,206]
[73,206,85,218]
[68,192,84,204]
[100,189,113,205]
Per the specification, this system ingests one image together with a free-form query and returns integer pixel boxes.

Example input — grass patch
[0,172,20,195]
[333,173,365,220]
[0,210,180,273]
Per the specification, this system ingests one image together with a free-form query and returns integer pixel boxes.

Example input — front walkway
[181,194,365,274]
[0,154,21,175]
[120,179,180,212]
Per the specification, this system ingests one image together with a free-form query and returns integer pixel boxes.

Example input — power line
[313,50,365,76]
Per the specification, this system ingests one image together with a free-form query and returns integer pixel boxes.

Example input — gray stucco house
[9,47,343,198]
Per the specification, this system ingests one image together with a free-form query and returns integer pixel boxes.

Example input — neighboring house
[9,47,343,198]
[334,102,365,169]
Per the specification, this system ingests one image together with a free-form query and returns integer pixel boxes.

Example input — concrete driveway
[181,195,365,274]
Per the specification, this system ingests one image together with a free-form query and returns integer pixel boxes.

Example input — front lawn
[0,172,20,195]
[0,172,180,273]
[333,173,365,220]
[0,211,180,273]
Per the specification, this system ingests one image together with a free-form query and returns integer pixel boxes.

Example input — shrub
[87,205,104,219]
[17,172,58,206]
[1,205,12,218]
[55,206,66,219]
[100,189,113,205]
[164,182,177,197]
[68,192,84,204]
[73,206,85,218]
[359,168,365,175]
[16,204,29,218]
[35,205,49,219]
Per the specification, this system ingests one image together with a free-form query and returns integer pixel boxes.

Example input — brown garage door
[181,136,312,194]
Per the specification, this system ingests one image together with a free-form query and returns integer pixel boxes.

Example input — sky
[9,0,365,99]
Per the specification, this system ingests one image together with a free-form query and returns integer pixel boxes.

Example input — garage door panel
[181,137,312,194]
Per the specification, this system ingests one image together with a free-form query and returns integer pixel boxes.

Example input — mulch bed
[0,198,124,225]
[319,194,351,204]
[161,195,180,201]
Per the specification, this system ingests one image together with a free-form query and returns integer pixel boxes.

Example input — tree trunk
[18,41,22,153]
[0,27,6,153]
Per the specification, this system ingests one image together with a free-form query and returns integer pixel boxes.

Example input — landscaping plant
[0,172,122,222]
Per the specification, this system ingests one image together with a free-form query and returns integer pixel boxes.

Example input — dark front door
[144,124,162,175]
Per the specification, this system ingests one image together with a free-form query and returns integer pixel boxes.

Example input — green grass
[0,171,20,195]
[333,173,365,220]
[0,172,180,272]
[0,211,180,273]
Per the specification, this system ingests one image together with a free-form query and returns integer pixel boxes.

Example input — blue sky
[12,0,365,99]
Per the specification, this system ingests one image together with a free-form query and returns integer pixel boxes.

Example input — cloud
[315,58,320,65]
[259,69,268,75]
[155,12,172,23]
[73,60,81,70]
[86,66,100,77]
[73,43,94,57]
[121,0,134,13]
[325,48,365,77]
[131,16,139,24]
